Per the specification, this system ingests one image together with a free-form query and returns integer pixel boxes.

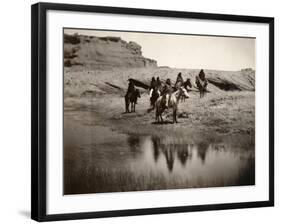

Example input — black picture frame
[31,2,274,222]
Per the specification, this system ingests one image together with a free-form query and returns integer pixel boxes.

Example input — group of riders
[126,69,208,105]
[149,72,189,108]
[125,69,208,115]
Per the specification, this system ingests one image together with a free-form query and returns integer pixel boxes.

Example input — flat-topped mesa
[64,34,158,70]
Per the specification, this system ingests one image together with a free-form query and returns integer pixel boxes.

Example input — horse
[149,87,161,109]
[155,86,189,124]
[196,76,208,98]
[184,78,192,89]
[125,89,141,113]
[180,78,192,102]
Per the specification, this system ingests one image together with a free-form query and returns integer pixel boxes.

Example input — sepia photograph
[63,28,255,195]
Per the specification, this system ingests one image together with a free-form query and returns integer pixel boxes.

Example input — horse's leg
[125,98,128,113]
[159,109,163,123]
[172,108,175,124]
[174,107,178,123]
[157,115,159,123]
[133,102,136,112]
[155,107,158,122]
[156,107,160,123]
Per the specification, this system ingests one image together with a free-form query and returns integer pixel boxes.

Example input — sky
[65,28,255,71]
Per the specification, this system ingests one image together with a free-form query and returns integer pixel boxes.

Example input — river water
[64,110,255,194]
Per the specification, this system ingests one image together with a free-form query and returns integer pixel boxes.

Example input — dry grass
[64,161,254,194]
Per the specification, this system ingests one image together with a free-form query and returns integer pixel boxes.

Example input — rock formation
[64,34,157,70]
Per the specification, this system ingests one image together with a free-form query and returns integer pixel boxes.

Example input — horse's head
[184,78,192,89]
[180,86,189,99]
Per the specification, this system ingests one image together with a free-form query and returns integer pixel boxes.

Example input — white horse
[155,87,189,123]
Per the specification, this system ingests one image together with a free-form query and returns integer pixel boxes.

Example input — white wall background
[0,0,279,223]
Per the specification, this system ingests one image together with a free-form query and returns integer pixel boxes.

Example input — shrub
[99,36,121,42]
[64,50,77,59]
[64,59,72,67]
[64,33,81,44]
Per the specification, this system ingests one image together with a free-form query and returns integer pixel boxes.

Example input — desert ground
[63,66,255,194]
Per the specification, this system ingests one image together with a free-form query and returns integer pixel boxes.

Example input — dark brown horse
[125,89,141,113]
[184,78,192,89]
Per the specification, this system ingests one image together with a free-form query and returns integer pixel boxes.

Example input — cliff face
[64,34,157,70]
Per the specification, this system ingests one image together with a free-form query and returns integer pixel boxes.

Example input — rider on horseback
[126,79,136,102]
[196,69,208,88]
[127,79,135,92]
[156,77,162,89]
[150,77,157,90]
[175,72,184,90]
[149,77,157,98]
[162,78,173,108]
[195,69,208,97]
[175,72,183,85]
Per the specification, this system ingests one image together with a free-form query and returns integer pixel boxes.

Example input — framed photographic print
[31,2,274,222]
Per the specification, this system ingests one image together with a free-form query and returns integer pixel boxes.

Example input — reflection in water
[126,136,254,188]
[197,142,208,164]
[127,135,141,158]
[150,137,207,172]
[177,145,191,166]
[163,145,175,172]
[64,114,255,194]
[152,137,160,163]
[151,137,193,171]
